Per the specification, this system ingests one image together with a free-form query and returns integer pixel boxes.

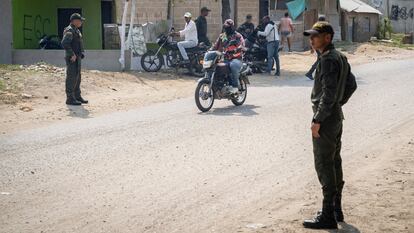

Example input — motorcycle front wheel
[231,78,248,106]
[195,78,214,112]
[141,51,163,72]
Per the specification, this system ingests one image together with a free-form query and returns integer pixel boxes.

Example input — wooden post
[303,9,318,50]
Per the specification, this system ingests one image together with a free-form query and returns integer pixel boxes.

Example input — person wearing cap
[257,16,280,76]
[61,13,87,105]
[212,19,245,94]
[237,14,255,40]
[171,12,198,64]
[305,15,327,80]
[302,21,357,229]
[195,7,211,46]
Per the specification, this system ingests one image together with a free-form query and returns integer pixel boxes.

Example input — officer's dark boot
[66,94,81,105]
[76,96,88,104]
[303,203,338,229]
[334,195,344,222]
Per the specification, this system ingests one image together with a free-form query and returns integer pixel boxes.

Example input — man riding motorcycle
[211,19,245,94]
[171,12,198,65]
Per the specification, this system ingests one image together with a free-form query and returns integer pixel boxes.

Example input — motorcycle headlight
[203,60,213,69]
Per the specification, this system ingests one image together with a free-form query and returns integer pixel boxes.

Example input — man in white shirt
[258,16,281,76]
[173,12,198,64]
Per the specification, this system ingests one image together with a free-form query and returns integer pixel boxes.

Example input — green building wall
[12,0,102,49]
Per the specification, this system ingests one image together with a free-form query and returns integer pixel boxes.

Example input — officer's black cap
[70,13,85,21]
[304,22,334,36]
[201,7,211,12]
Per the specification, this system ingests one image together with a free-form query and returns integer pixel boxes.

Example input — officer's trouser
[65,57,82,99]
[312,108,345,211]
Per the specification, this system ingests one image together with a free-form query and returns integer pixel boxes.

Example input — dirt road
[1,43,413,134]
[1,59,413,233]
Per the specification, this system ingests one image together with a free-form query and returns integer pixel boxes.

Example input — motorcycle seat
[185,45,207,52]
[185,47,198,52]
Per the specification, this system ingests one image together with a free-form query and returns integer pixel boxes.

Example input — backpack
[340,63,357,106]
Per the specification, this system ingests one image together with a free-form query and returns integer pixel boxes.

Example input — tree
[221,0,231,23]
[167,0,172,20]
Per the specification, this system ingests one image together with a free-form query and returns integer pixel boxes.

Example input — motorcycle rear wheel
[231,78,247,106]
[195,79,214,112]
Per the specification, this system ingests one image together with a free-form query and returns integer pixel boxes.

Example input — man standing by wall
[61,13,87,106]
[258,16,281,76]
[196,7,211,46]
[302,22,357,229]
[279,12,294,52]
[237,14,255,39]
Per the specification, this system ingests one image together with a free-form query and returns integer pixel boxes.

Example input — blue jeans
[266,40,280,74]
[177,40,197,60]
[228,59,242,88]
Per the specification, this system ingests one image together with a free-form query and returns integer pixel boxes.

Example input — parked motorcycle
[140,31,207,77]
[242,28,274,73]
[195,50,251,112]
[39,35,63,50]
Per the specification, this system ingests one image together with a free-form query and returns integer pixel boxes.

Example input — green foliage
[146,43,167,53]
[0,79,5,91]
[390,33,414,49]
[0,64,22,72]
[377,17,392,40]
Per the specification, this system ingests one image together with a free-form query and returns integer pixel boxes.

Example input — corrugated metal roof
[340,0,382,14]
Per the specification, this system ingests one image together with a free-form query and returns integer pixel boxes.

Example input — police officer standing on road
[195,7,211,46]
[61,13,87,106]
[302,22,357,229]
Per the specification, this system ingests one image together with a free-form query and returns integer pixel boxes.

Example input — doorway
[57,8,82,39]
[101,0,114,48]
[259,0,269,20]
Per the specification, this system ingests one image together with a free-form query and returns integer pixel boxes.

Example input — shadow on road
[199,104,260,117]
[249,75,315,88]
[324,222,361,233]
[66,105,91,119]
[249,74,367,88]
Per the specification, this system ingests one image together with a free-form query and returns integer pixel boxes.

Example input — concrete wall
[172,0,222,42]
[12,50,131,71]
[236,0,260,27]
[341,11,379,42]
[12,0,102,49]
[386,0,414,34]
[114,0,260,45]
[362,0,414,34]
[0,0,13,64]
[269,0,341,50]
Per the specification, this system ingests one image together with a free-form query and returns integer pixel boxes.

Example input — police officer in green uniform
[61,13,87,105]
[302,22,357,229]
